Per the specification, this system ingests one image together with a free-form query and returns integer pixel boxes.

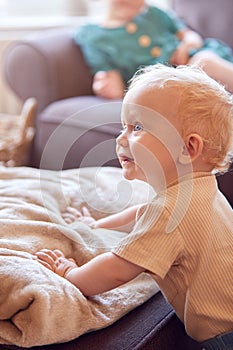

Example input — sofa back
[172,0,233,50]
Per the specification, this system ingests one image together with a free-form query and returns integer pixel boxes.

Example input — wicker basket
[0,98,37,166]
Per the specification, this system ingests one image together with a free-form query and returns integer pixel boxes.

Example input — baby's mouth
[119,154,134,164]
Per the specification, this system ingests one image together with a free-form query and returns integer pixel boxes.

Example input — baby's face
[106,0,145,21]
[116,85,185,190]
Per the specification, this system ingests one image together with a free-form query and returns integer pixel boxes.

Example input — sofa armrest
[3,28,93,113]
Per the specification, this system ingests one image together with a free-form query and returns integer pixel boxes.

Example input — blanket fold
[0,166,158,347]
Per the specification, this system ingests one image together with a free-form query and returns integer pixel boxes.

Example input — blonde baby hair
[128,64,233,172]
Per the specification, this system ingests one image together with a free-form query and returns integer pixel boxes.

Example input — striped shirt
[113,173,233,342]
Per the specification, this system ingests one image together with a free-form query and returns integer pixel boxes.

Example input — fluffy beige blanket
[0,165,158,347]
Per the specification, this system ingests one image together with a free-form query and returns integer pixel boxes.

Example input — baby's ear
[178,134,203,164]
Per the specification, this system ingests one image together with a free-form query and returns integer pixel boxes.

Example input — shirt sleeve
[73,25,117,74]
[113,201,184,279]
[154,7,187,34]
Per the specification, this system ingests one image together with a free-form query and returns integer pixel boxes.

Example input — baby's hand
[35,249,78,278]
[62,206,97,227]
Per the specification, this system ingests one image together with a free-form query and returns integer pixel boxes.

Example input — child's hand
[62,206,97,227]
[93,70,125,99]
[170,44,190,65]
[35,249,78,278]
[170,29,203,65]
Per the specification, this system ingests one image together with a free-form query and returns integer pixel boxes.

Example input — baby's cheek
[132,141,165,179]
[131,141,154,167]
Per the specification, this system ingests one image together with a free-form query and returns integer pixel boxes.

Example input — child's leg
[189,50,233,93]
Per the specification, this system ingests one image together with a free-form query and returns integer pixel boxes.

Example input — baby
[74,0,233,99]
[36,64,233,349]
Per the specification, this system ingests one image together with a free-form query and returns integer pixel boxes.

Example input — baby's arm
[36,249,144,296]
[93,204,140,232]
[170,28,203,65]
[92,70,125,99]
[63,204,141,233]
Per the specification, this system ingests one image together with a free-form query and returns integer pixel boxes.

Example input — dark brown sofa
[0,292,201,350]
[1,1,232,349]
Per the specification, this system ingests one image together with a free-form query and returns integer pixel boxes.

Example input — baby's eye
[134,123,143,132]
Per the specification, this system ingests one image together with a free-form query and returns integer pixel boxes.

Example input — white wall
[0,0,171,17]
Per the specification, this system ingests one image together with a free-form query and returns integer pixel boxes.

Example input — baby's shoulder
[146,5,168,16]
[146,5,177,22]
[76,22,100,34]
[74,23,102,42]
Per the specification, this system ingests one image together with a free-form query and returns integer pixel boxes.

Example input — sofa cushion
[33,96,122,169]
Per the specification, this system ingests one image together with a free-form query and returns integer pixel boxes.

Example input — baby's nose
[116,132,128,147]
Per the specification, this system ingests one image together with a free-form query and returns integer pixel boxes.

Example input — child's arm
[63,204,141,232]
[170,28,203,65]
[36,249,145,296]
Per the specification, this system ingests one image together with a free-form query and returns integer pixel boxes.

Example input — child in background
[36,64,233,349]
[74,0,233,99]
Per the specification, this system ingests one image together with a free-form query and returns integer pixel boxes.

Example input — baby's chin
[121,168,146,183]
[121,167,136,181]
